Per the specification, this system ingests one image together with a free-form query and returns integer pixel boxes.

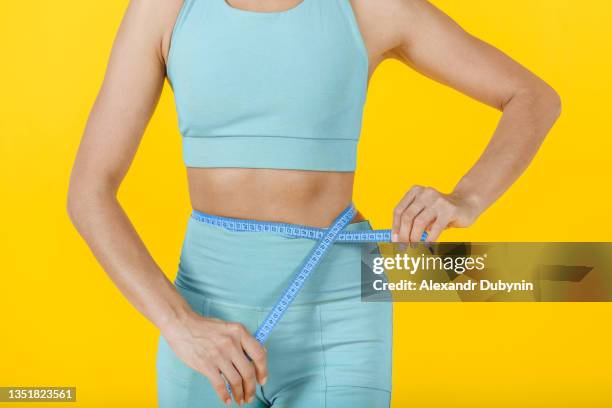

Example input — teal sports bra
[167,0,368,171]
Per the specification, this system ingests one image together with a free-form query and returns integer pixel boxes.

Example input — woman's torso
[167,0,379,225]
[187,168,361,227]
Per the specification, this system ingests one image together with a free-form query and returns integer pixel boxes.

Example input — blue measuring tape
[191,203,427,344]
[192,203,427,396]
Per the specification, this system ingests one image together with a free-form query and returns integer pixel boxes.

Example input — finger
[226,322,267,382]
[410,208,437,243]
[426,213,452,243]
[241,333,268,385]
[230,347,257,404]
[217,361,244,406]
[398,201,426,243]
[202,367,233,406]
[392,186,423,241]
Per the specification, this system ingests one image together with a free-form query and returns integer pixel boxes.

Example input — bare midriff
[187,168,365,227]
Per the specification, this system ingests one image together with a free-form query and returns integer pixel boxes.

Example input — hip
[175,212,378,307]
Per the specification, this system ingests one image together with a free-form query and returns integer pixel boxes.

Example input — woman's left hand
[392,186,483,243]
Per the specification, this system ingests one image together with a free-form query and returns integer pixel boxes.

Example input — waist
[176,209,375,307]
[187,168,364,227]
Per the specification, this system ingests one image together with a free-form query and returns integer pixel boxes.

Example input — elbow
[530,79,562,121]
[527,83,562,144]
[66,174,115,229]
[539,82,562,121]
[66,181,86,229]
[505,80,562,125]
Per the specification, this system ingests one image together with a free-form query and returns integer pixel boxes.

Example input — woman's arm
[67,1,266,405]
[379,0,561,242]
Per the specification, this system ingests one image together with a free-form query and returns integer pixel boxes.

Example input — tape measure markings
[192,204,428,396]
[192,210,425,243]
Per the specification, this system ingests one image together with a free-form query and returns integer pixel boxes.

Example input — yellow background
[1,0,611,406]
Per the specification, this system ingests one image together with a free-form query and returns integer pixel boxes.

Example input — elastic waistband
[178,207,377,307]
[191,209,392,243]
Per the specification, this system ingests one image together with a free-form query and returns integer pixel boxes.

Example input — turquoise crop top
[167,0,368,171]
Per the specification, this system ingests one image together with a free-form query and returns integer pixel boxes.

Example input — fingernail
[392,233,399,243]
[225,398,232,406]
[248,396,254,403]
[240,399,244,406]
[261,376,268,385]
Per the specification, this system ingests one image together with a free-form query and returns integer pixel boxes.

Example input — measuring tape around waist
[191,204,427,344]
[192,203,428,396]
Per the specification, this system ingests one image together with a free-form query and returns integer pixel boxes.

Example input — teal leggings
[156,215,392,407]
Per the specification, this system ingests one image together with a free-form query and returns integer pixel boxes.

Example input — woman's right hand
[162,312,268,406]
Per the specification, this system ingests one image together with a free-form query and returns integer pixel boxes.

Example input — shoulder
[122,0,183,26]
[350,0,431,38]
[348,0,424,59]
[350,0,423,22]
[121,0,184,64]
